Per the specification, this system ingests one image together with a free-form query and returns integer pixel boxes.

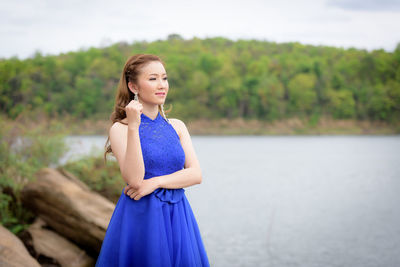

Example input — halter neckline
[141,112,160,122]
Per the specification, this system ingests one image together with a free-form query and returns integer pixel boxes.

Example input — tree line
[1,35,399,122]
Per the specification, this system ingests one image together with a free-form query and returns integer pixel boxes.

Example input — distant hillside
[1,35,399,123]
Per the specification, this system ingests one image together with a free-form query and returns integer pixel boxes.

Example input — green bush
[60,155,125,203]
[0,114,68,234]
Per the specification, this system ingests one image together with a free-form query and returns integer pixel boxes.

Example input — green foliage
[257,75,285,120]
[327,89,356,119]
[60,156,125,203]
[288,73,317,114]
[0,114,69,234]
[0,37,399,123]
[367,83,393,120]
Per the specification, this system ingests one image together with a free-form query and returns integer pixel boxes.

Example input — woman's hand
[124,179,159,201]
[124,99,143,130]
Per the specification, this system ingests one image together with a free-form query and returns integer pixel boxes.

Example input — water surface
[62,135,400,267]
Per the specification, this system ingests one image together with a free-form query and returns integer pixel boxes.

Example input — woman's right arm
[109,123,145,190]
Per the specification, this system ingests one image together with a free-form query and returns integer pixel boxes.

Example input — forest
[1,34,400,123]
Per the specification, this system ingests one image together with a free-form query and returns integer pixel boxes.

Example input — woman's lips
[155,92,166,96]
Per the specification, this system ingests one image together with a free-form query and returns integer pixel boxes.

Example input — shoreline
[63,116,400,136]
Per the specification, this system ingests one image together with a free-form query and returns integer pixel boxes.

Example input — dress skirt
[95,187,210,267]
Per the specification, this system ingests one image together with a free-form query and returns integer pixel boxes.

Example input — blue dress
[96,111,210,267]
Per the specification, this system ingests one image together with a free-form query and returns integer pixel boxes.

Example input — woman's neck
[140,102,159,120]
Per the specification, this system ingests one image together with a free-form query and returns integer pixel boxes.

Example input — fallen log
[0,224,40,267]
[25,217,94,267]
[21,167,115,255]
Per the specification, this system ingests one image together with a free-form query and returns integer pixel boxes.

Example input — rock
[26,217,95,267]
[57,167,91,191]
[0,224,40,267]
[21,167,115,255]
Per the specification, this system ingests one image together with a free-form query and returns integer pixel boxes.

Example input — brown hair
[103,54,171,163]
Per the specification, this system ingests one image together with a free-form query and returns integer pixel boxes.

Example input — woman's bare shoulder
[110,120,128,136]
[120,117,128,124]
[168,118,186,138]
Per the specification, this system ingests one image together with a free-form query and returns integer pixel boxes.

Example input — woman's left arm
[152,118,202,189]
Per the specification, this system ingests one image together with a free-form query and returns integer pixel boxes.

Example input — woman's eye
[149,77,167,81]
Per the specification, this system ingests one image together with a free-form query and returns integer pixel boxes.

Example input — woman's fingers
[133,192,142,201]
[124,185,136,195]
[126,188,141,200]
[130,191,139,200]
[124,184,145,201]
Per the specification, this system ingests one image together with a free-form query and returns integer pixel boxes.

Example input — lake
[61,135,400,267]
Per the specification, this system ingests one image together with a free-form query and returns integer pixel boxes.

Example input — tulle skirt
[95,187,210,267]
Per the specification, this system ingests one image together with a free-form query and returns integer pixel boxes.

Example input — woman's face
[131,61,168,105]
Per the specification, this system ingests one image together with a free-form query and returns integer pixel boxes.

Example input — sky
[1,0,400,59]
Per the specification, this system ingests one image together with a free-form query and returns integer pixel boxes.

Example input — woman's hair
[103,54,171,163]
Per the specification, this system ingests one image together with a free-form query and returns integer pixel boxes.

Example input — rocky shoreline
[0,168,115,267]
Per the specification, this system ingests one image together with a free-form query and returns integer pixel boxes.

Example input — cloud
[1,0,399,59]
[326,0,400,12]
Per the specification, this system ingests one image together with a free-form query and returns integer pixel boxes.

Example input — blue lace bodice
[135,111,186,203]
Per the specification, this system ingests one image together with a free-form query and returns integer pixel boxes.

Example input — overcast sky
[1,0,400,59]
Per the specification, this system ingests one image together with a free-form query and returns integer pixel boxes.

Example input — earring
[134,93,138,101]
[161,104,171,124]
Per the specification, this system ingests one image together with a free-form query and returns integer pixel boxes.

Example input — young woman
[97,54,210,266]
